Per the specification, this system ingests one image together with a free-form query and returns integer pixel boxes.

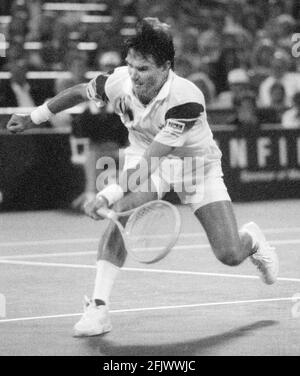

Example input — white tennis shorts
[123,148,231,212]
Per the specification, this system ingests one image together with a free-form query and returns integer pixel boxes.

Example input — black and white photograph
[0,0,300,360]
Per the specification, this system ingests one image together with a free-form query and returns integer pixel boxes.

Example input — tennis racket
[97,200,181,264]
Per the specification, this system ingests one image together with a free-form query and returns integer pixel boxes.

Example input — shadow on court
[84,320,278,356]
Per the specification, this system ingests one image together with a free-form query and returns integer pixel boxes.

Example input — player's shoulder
[93,66,128,90]
[104,66,129,99]
[106,66,128,83]
[172,73,204,98]
[166,73,205,119]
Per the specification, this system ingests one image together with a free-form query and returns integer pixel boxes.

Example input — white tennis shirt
[86,66,221,165]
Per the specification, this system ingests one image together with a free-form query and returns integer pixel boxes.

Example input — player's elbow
[75,83,89,101]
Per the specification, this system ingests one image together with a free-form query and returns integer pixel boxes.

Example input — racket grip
[97,207,117,220]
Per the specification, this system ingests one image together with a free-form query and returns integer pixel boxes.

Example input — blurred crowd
[1,0,300,126]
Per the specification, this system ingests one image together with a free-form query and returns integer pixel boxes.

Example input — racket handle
[97,207,117,220]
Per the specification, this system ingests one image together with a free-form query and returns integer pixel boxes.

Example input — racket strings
[126,203,177,262]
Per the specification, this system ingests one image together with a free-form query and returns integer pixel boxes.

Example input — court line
[0,296,295,324]
[0,259,299,283]
[0,237,299,260]
[0,250,97,260]
[0,226,300,247]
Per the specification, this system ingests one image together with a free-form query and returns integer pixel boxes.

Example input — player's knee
[215,247,243,266]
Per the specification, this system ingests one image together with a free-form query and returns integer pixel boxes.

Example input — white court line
[263,227,300,234]
[0,226,300,247]
[0,297,295,324]
[0,234,205,247]
[0,259,95,269]
[0,244,211,260]
[0,259,299,283]
[0,238,299,260]
[0,250,97,260]
[0,238,98,247]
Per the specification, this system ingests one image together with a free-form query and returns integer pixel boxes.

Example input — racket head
[123,200,181,264]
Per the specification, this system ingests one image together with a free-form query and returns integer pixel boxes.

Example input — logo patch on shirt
[165,119,185,134]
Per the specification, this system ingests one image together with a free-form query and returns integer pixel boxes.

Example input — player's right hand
[6,114,33,134]
[84,195,109,221]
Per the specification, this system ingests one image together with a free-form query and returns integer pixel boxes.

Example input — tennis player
[7,18,279,337]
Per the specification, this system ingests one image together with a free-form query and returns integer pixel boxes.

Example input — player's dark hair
[125,18,175,69]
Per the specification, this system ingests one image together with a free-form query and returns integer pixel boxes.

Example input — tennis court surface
[0,199,299,356]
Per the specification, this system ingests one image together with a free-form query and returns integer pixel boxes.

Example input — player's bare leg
[194,200,278,282]
[73,190,158,337]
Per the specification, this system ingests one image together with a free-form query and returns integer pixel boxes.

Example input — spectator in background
[212,68,252,109]
[228,91,279,133]
[251,39,275,84]
[211,46,242,94]
[1,41,27,71]
[281,91,300,128]
[174,55,194,78]
[96,50,122,73]
[188,72,216,105]
[240,6,264,37]
[177,27,202,73]
[268,81,287,121]
[7,15,28,44]
[258,50,300,107]
[55,54,89,93]
[51,54,89,130]
[0,59,36,107]
[227,92,260,133]
[26,0,42,42]
[274,14,296,50]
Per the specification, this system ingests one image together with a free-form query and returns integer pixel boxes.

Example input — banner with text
[215,128,300,201]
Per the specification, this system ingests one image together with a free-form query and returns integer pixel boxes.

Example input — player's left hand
[83,195,109,220]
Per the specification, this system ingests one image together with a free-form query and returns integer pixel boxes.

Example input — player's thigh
[193,200,241,261]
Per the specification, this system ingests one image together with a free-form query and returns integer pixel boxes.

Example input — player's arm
[6,83,89,133]
[84,140,174,219]
[6,72,110,133]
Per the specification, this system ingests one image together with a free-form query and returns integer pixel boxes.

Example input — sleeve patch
[164,119,186,136]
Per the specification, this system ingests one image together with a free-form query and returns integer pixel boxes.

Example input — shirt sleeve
[86,73,110,107]
[154,102,204,147]
[86,66,129,108]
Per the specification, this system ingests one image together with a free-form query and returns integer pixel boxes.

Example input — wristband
[96,184,124,206]
[30,103,53,125]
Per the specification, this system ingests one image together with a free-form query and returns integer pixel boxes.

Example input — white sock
[92,260,120,305]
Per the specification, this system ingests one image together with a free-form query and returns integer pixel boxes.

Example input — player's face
[126,48,170,104]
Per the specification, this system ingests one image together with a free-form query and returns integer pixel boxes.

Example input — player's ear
[161,60,171,72]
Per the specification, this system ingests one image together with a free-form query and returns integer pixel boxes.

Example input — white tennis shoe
[241,222,279,285]
[73,297,112,337]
